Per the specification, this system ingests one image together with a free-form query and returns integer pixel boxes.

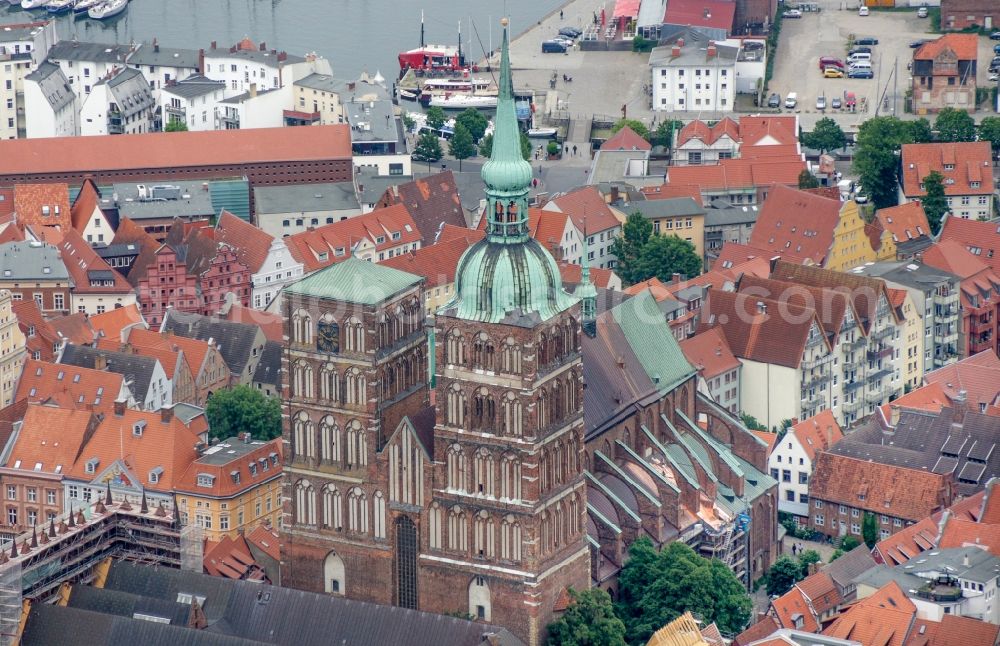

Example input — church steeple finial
[481,17,533,244]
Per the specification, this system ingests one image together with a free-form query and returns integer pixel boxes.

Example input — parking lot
[770,1,999,127]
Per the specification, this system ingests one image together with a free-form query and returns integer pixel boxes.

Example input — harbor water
[1,0,564,78]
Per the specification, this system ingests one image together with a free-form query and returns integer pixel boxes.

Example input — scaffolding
[0,560,20,646]
[180,524,204,573]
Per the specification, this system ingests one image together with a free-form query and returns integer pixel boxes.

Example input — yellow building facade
[0,289,27,408]
[825,200,894,272]
[893,289,925,392]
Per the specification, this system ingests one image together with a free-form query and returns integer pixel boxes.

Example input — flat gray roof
[48,40,132,63]
[106,181,215,221]
[253,182,359,214]
[127,43,200,69]
[197,437,274,465]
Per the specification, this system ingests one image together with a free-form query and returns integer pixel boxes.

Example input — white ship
[88,0,127,19]
[428,93,498,110]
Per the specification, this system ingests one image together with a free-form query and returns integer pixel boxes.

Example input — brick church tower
[279,19,588,646]
[419,19,590,644]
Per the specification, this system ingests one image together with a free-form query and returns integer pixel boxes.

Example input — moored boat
[428,93,498,110]
[46,0,75,14]
[87,0,126,19]
[20,0,49,10]
[527,127,557,138]
[399,88,419,101]
[73,0,102,14]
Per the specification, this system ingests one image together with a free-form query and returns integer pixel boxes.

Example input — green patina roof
[480,25,533,194]
[612,290,696,392]
[283,256,421,305]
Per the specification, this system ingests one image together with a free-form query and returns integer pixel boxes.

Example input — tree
[862,512,879,548]
[520,132,533,161]
[801,117,847,153]
[853,116,917,210]
[650,119,684,148]
[934,107,976,142]
[479,133,493,157]
[906,118,934,144]
[414,131,443,163]
[401,112,416,131]
[546,588,627,646]
[164,119,188,132]
[829,548,845,562]
[798,550,821,577]
[840,535,861,551]
[205,385,282,441]
[798,169,820,189]
[765,556,803,596]
[633,235,702,285]
[617,539,750,644]
[979,117,1000,157]
[611,118,650,141]
[456,107,489,142]
[425,106,446,130]
[448,123,476,171]
[608,213,653,285]
[740,413,767,431]
[922,170,948,235]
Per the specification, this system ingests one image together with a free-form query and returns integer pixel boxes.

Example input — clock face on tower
[317,321,340,354]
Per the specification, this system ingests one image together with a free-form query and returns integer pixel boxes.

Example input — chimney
[677,38,685,48]
[198,48,205,74]
[277,52,287,62]
[671,44,681,57]
[113,398,126,417]
[616,355,625,369]
[161,406,173,423]
[954,389,967,402]
[610,185,620,204]
[211,40,217,50]
[241,432,252,443]
[962,551,970,567]
[249,83,257,98]
[153,38,159,53]
[259,42,267,51]
[890,404,900,427]
[707,42,717,59]
[672,272,681,284]
[94,355,108,371]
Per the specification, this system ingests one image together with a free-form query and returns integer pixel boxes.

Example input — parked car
[990,31,1000,40]
[994,44,1000,55]
[844,91,857,110]
[855,193,870,204]
[854,36,878,45]
[767,93,781,108]
[831,97,842,109]
[783,9,802,18]
[817,95,827,109]
[541,40,567,53]
[784,92,798,108]
[849,46,872,55]
[858,6,869,16]
[990,73,999,82]
[552,35,574,47]
[917,6,928,17]
[559,27,582,38]
[819,56,845,70]
[910,39,928,48]
[823,67,844,78]
[848,68,873,79]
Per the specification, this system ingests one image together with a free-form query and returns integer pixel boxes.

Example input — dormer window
[391,232,401,240]
[41,205,50,216]
[375,236,385,244]
[85,457,99,474]
[260,457,269,471]
[149,466,163,484]
[133,420,147,437]
[318,252,328,262]
[248,462,258,476]
[334,247,345,257]
[270,452,278,467]
[27,325,35,337]
[196,474,215,488]
[230,470,240,484]
[943,164,954,171]
[971,181,980,189]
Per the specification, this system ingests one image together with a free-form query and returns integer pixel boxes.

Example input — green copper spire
[481,18,532,243]
[439,18,578,325]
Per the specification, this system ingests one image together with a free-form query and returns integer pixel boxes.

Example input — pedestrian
[560,9,563,19]
[791,543,797,556]
[572,144,577,156]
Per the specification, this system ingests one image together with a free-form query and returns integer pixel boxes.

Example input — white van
[858,6,869,16]
[849,60,872,71]
[848,51,872,63]
[784,92,798,108]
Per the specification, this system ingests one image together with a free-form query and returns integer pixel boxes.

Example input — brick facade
[941,0,998,30]
[199,244,252,317]
[137,246,200,327]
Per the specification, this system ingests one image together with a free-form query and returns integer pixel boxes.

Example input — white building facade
[650,32,738,113]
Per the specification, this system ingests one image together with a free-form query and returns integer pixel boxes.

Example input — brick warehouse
[0,125,352,191]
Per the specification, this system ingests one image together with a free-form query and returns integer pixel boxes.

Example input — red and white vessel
[397,12,470,77]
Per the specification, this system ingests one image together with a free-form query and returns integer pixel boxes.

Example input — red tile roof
[110,217,162,286]
[13,183,71,230]
[245,524,282,561]
[772,586,819,632]
[737,116,799,147]
[795,571,841,617]
[679,327,740,379]
[873,490,988,565]
[676,117,740,147]
[12,299,59,362]
[667,158,806,192]
[640,184,704,203]
[203,534,267,581]
[47,313,96,346]
[601,125,651,152]
[4,404,98,476]
[14,359,126,414]
[789,410,843,462]
[285,203,421,272]
[88,304,146,341]
[900,142,994,198]
[878,382,951,423]
[811,452,951,522]
[220,300,283,343]
[713,241,808,270]
[752,430,778,456]
[376,170,468,241]
[734,616,780,646]
[740,144,804,160]
[175,437,281,499]
[531,208,571,258]
[748,185,842,265]
[919,615,1000,646]
[822,581,916,646]
[127,328,213,380]
[922,349,1000,409]
[556,261,619,290]
[662,0,735,30]
[101,335,183,379]
[920,240,1000,311]
[737,273,850,342]
[37,227,133,295]
[876,202,931,244]
[70,179,102,234]
[914,33,978,61]
[0,188,13,219]
[939,216,1000,275]
[0,125,352,177]
[381,227,484,289]
[546,185,623,235]
[214,210,275,275]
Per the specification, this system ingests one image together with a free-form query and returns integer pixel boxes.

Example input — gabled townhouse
[0,21,56,140]
[88,303,147,342]
[900,142,994,220]
[626,197,706,260]
[0,289,25,408]
[853,260,961,373]
[79,66,155,136]
[160,73,227,132]
[252,182,361,238]
[122,327,230,405]
[123,41,200,101]
[37,228,136,315]
[174,436,283,541]
[45,41,134,101]
[59,344,171,411]
[542,186,623,269]
[251,339,282,397]
[126,242,201,326]
[22,62,78,139]
[12,299,60,362]
[768,411,844,521]
[160,309,267,387]
[13,183,71,230]
[62,402,208,513]
[375,171,471,242]
[284,203,421,270]
[13,358,137,413]
[0,241,71,315]
[0,404,98,535]
[875,202,933,259]
[672,115,799,166]
[748,185,891,272]
[770,261,906,426]
[888,288,924,392]
[679,327,741,413]
[70,179,114,245]
[214,210,303,310]
[665,156,806,206]
[106,217,160,280]
[98,330,196,406]
[939,215,1000,275]
[921,240,1000,358]
[808,452,953,541]
[922,349,1000,414]
[911,34,978,114]
[650,30,739,113]
[702,288,833,429]
[202,38,332,95]
[163,220,253,316]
